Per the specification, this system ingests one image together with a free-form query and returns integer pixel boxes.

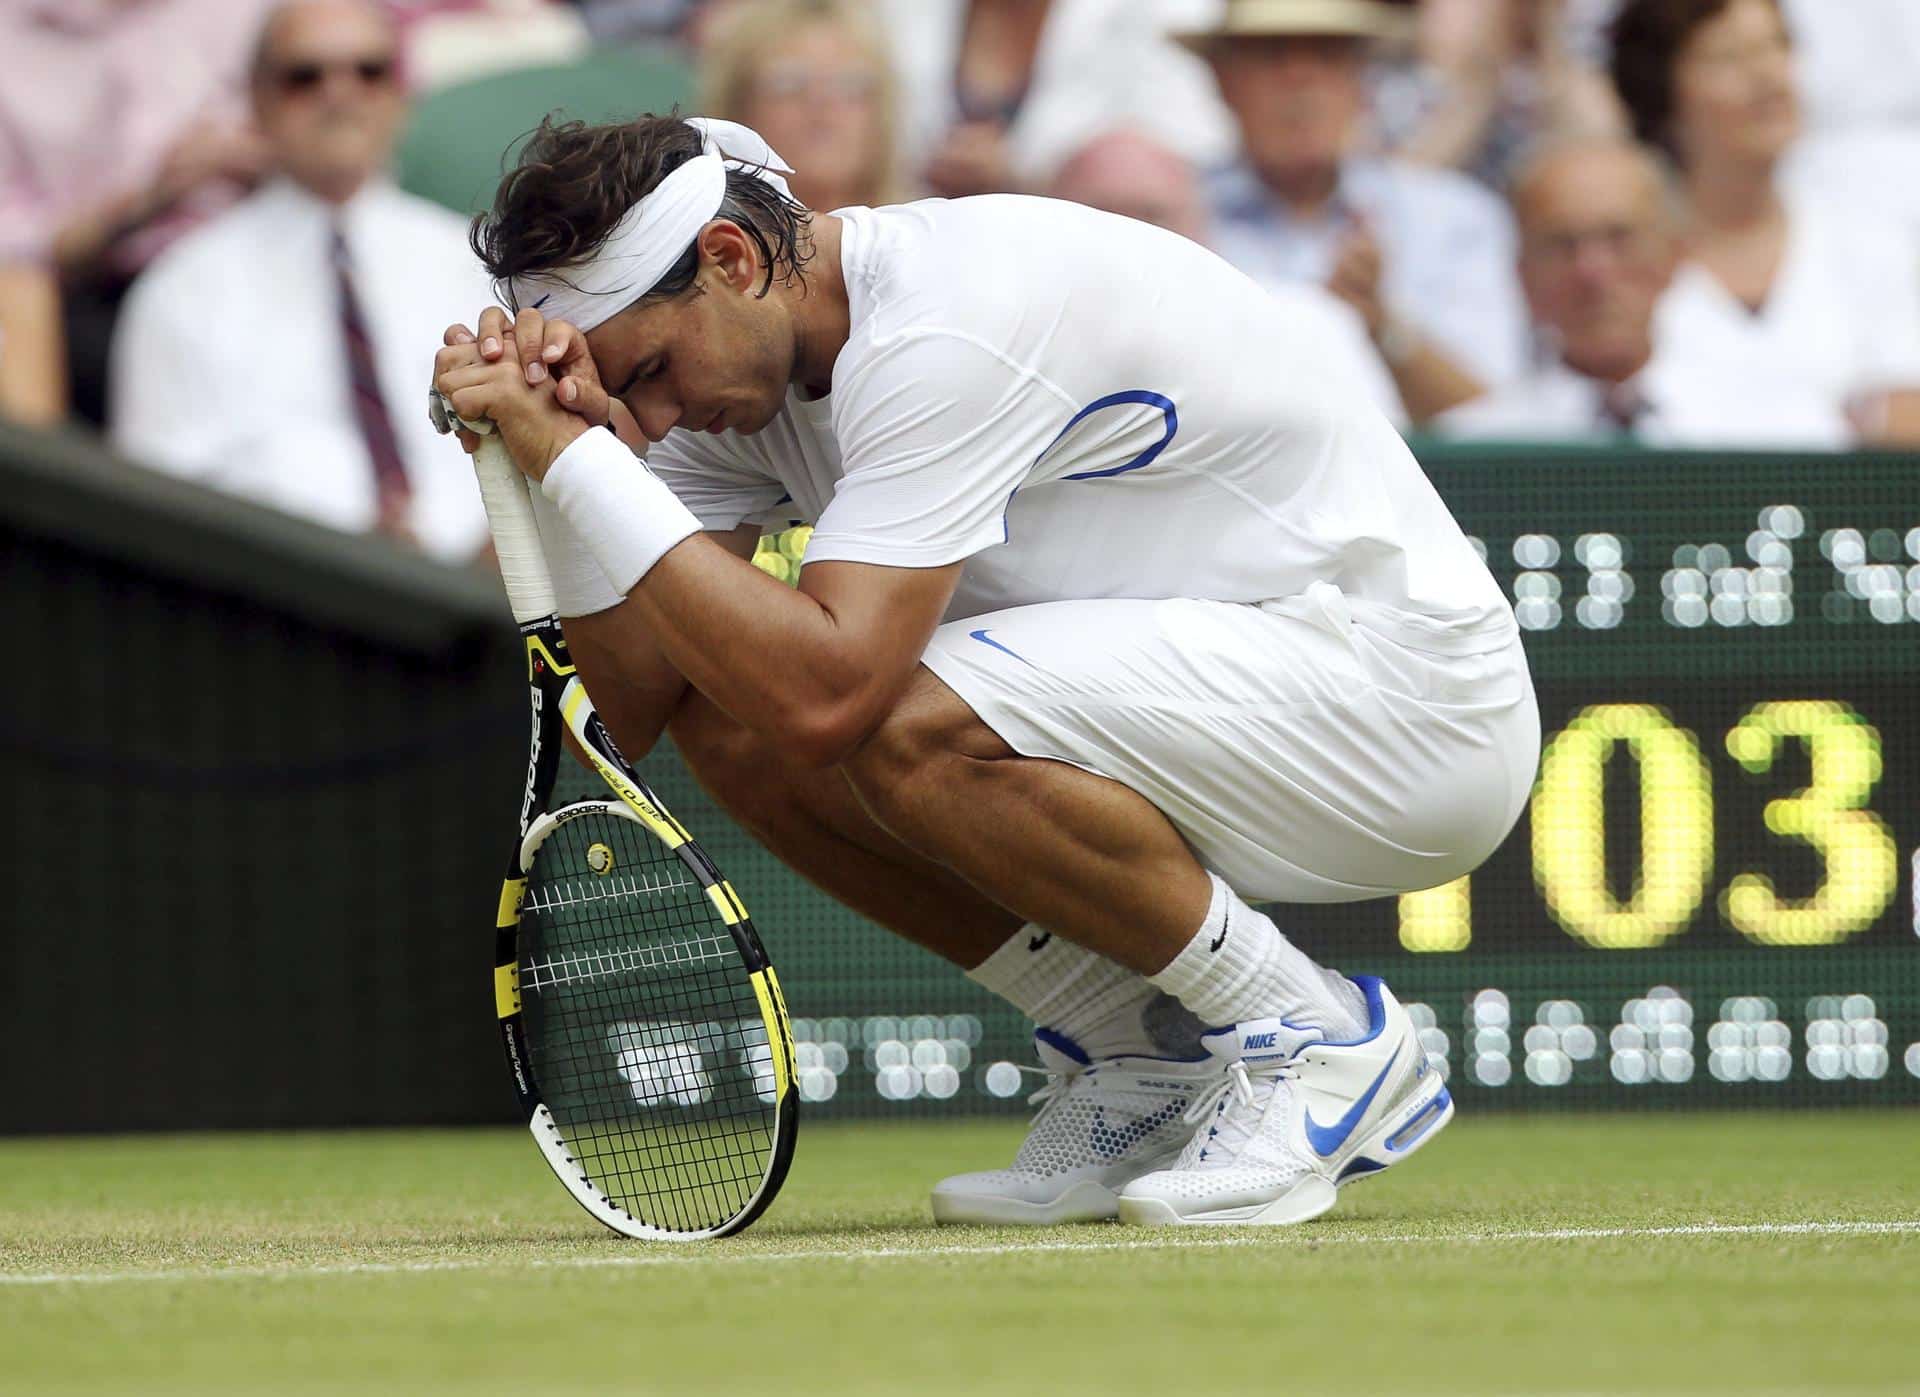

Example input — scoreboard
[1279,445,1920,1107]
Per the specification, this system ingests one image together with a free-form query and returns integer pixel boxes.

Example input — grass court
[4,1112,1917,1395]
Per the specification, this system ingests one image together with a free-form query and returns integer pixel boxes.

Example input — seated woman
[700,0,906,213]
[1609,0,1920,447]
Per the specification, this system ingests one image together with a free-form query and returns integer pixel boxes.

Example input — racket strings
[520,810,775,1234]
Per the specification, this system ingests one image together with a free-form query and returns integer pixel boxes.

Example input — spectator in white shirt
[1050,125,1407,427]
[1609,0,1920,447]
[1441,136,1746,441]
[1186,0,1528,427]
[1776,0,1920,243]
[110,0,493,559]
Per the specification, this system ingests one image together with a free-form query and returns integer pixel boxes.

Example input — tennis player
[432,116,1539,1227]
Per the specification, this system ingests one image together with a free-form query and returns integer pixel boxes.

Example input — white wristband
[524,466,625,617]
[540,427,703,597]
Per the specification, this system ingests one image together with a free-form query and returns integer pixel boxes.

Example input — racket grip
[472,431,560,625]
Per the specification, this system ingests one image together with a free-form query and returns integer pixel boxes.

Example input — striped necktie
[331,224,412,535]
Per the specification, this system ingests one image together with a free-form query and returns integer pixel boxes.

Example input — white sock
[1149,873,1368,1038]
[967,925,1186,1060]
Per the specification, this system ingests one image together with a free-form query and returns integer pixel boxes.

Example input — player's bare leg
[666,686,1021,967]
[837,674,1214,974]
[835,665,1373,1034]
[669,686,1220,1223]
[838,667,1449,1227]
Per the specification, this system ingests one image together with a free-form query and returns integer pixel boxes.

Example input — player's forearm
[625,539,901,768]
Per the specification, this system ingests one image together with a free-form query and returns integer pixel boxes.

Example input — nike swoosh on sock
[1208,904,1231,954]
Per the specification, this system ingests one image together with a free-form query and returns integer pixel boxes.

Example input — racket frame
[436,393,797,1239]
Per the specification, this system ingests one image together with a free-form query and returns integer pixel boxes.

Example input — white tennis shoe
[1117,976,1452,1226]
[931,1031,1224,1225]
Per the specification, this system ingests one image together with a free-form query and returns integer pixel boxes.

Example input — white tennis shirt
[650,196,1512,649]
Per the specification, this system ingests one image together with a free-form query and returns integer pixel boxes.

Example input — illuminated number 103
[1397,701,1897,950]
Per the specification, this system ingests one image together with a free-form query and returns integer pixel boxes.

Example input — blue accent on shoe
[1385,1089,1451,1153]
[1302,1052,1398,1158]
[1034,1027,1091,1065]
[968,628,1041,670]
[1317,975,1389,1046]
[1336,1156,1387,1182]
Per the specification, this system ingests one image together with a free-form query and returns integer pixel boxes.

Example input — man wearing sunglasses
[110,0,493,561]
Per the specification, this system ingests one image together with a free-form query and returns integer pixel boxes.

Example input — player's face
[1210,36,1366,182]
[589,264,794,444]
[1669,0,1798,171]
[1518,150,1676,378]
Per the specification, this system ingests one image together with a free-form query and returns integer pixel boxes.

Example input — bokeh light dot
[982,1061,1022,1098]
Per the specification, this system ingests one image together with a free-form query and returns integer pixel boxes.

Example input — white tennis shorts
[919,582,1539,903]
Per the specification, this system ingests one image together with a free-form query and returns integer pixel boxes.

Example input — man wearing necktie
[110,0,493,560]
[1438,137,1746,444]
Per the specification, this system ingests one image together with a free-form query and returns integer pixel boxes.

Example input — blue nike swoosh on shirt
[968,628,1040,670]
[1301,1051,1399,1157]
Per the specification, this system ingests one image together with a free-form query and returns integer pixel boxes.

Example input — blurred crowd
[4,0,1918,558]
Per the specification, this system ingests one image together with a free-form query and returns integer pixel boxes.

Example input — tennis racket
[431,389,797,1240]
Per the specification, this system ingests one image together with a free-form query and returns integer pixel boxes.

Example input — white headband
[505,117,797,333]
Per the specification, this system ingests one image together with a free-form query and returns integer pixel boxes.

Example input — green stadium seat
[395,48,695,218]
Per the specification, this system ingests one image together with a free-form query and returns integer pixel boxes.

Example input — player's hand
[459,305,613,425]
[433,324,588,483]
[438,324,486,454]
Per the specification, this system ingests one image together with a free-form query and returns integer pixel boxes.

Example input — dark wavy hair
[1608,0,1781,157]
[471,113,813,313]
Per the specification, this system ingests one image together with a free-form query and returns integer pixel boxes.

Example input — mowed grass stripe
[6,1217,1916,1287]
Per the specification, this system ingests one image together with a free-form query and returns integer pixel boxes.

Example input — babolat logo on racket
[520,688,544,833]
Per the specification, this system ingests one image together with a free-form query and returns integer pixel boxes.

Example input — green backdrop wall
[4,425,1916,1131]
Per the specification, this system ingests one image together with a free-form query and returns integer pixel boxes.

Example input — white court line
[2,1219,1915,1289]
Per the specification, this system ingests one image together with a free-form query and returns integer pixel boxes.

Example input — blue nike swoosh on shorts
[1301,1053,1398,1157]
[968,628,1040,670]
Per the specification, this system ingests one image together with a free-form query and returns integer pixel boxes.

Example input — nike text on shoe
[1115,977,1452,1226]
[930,1030,1225,1225]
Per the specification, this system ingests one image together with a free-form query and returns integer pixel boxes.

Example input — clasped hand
[432,305,613,482]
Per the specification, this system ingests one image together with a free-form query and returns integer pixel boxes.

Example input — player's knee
[841,675,1002,827]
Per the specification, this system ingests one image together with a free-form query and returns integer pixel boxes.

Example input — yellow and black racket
[432,391,796,1239]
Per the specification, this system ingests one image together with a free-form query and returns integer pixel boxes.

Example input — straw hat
[1173,0,1413,52]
